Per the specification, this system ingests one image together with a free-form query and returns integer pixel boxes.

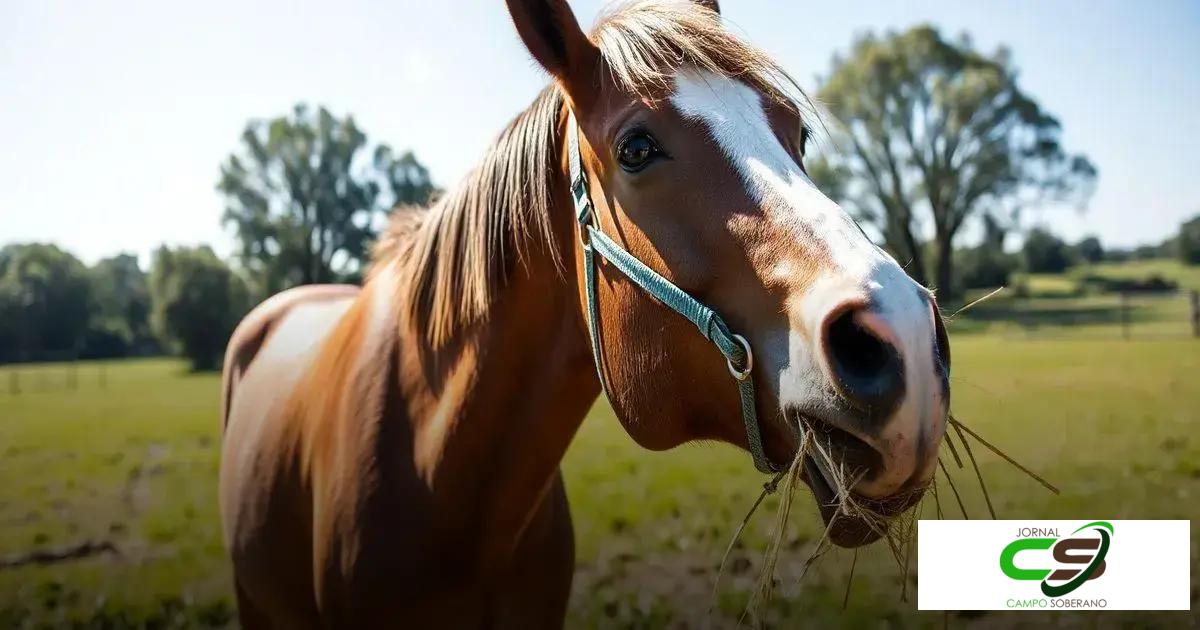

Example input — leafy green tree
[956,212,1015,290]
[218,104,435,296]
[85,253,152,357]
[957,247,1014,291]
[1022,227,1072,273]
[1074,236,1104,264]
[0,243,91,360]
[811,25,1096,297]
[1178,215,1200,265]
[148,246,248,371]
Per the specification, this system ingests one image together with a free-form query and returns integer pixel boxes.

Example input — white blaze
[670,68,942,492]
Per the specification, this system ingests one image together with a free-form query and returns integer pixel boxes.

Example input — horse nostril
[823,307,905,417]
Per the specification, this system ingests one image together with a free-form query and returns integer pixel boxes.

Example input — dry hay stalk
[945,286,1005,321]
[950,415,1060,495]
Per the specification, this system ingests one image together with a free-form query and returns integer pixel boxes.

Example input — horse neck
[384,158,597,569]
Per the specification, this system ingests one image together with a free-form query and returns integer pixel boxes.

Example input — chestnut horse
[219,0,950,626]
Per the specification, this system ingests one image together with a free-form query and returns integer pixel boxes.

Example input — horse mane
[372,86,562,348]
[372,0,809,349]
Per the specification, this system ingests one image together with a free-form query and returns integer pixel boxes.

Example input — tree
[85,253,152,357]
[1178,215,1200,265]
[148,246,248,371]
[957,247,1015,290]
[1074,236,1104,264]
[812,25,1096,298]
[0,243,91,361]
[218,104,436,297]
[956,212,1015,290]
[1022,227,1072,273]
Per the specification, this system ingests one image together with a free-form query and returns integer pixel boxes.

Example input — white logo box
[917,520,1191,611]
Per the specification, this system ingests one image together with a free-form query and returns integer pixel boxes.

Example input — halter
[567,111,780,474]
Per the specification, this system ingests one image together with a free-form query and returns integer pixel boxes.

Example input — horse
[218,0,950,626]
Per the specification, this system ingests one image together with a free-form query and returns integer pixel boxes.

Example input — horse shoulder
[220,284,361,431]
[218,284,363,619]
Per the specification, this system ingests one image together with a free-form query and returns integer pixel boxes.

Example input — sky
[2,0,1198,265]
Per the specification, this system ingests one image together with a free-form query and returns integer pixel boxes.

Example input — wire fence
[0,292,1196,396]
[0,355,111,397]
[961,288,1200,341]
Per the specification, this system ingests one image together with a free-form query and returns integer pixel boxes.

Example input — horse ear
[506,0,599,93]
[695,0,720,13]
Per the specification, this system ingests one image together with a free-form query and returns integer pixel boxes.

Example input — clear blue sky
[2,0,1198,264]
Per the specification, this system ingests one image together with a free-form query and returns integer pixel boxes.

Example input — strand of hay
[842,548,858,610]
[713,412,1060,621]
[748,450,804,618]
[951,420,998,518]
[899,510,917,602]
[942,423,965,468]
[949,416,1060,495]
[795,497,839,584]
[938,457,969,519]
[709,469,786,614]
[930,476,944,519]
[946,286,1005,321]
[710,430,806,625]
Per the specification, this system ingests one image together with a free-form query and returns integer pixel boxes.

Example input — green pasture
[1,263,1198,627]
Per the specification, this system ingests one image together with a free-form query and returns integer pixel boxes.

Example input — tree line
[957,220,1200,295]
[0,244,246,371]
[0,105,436,371]
[4,25,1199,370]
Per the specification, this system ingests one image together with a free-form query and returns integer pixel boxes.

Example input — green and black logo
[999,521,1112,597]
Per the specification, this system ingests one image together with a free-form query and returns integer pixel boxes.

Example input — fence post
[1191,290,1199,339]
[1120,291,1131,340]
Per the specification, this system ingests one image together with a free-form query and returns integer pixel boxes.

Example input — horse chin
[801,456,925,548]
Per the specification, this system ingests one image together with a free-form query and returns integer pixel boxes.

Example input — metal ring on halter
[725,333,753,381]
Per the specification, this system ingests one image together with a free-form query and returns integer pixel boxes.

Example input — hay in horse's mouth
[797,417,924,548]
[716,411,1059,624]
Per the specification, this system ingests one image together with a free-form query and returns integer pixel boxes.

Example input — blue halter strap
[567,111,780,475]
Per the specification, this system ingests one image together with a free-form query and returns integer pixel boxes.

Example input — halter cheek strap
[567,111,780,475]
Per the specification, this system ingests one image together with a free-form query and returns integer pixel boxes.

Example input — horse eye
[616,132,661,172]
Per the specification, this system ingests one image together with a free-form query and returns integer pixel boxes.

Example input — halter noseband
[567,111,780,474]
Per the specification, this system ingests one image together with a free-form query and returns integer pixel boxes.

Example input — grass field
[1,262,1199,627]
